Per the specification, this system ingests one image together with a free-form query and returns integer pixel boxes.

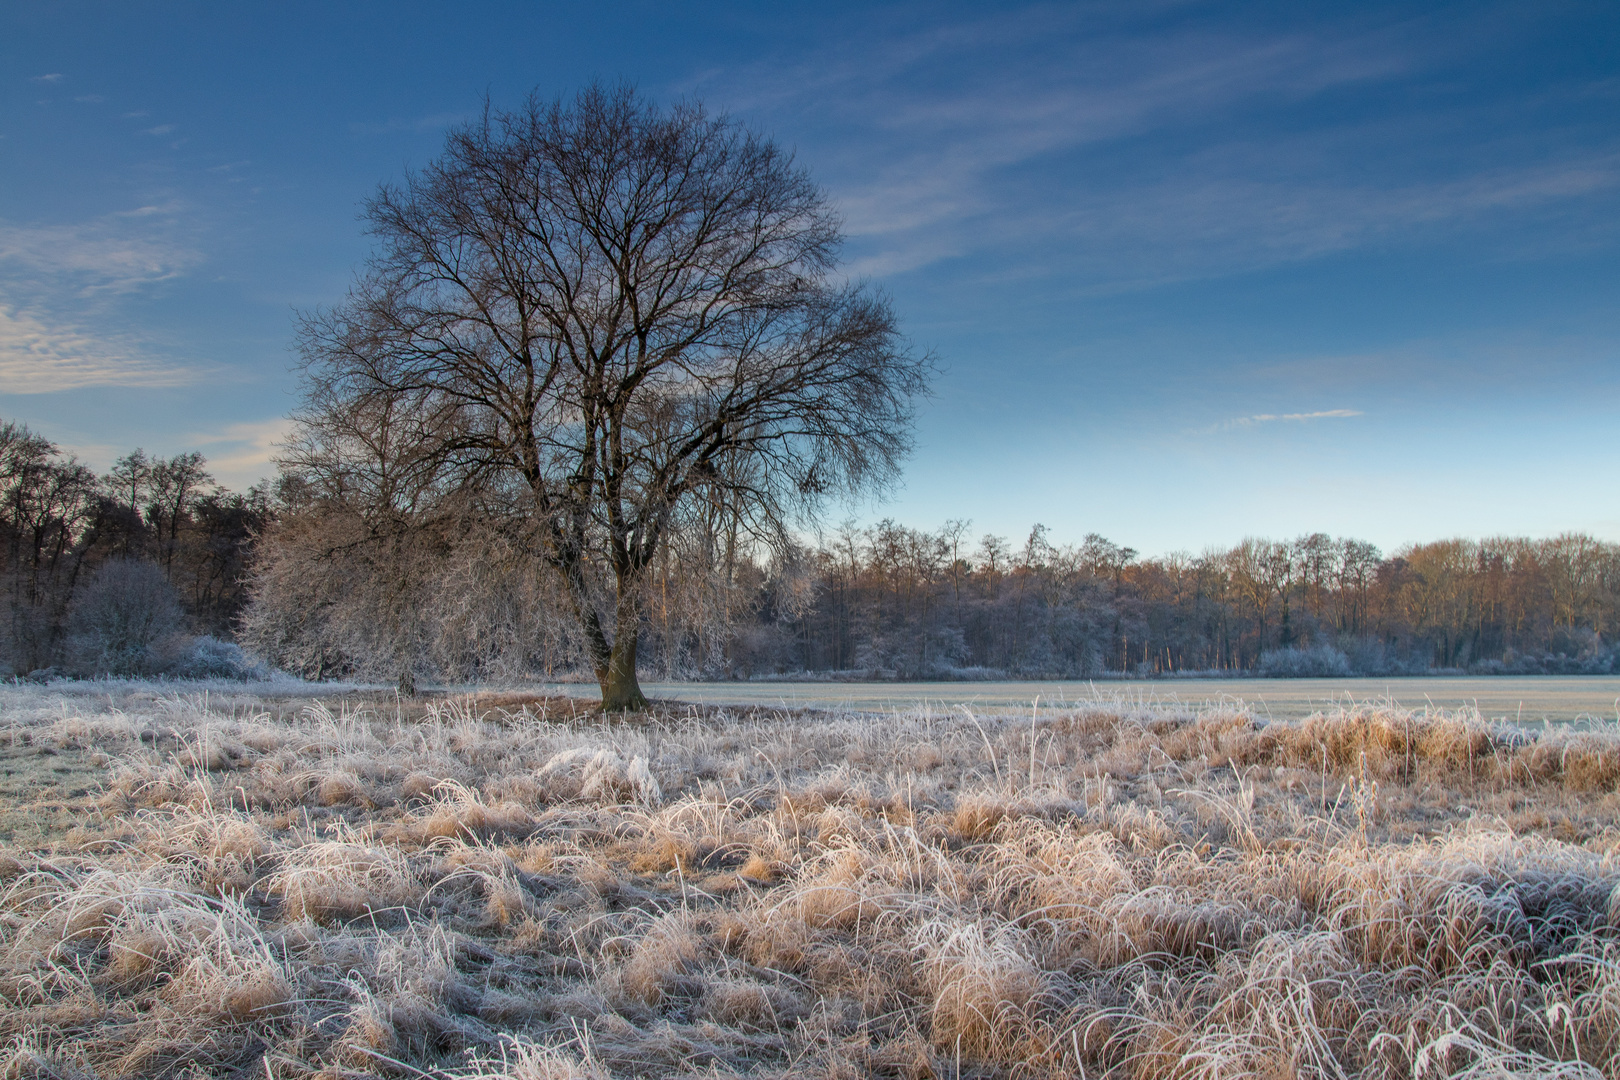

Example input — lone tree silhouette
[288,84,930,709]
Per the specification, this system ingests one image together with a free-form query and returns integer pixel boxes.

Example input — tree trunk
[548,546,650,712]
[599,616,649,712]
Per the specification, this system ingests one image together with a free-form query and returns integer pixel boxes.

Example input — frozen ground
[623,674,1620,726]
[14,672,1620,724]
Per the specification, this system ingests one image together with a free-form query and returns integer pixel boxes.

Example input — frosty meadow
[5,682,1620,1077]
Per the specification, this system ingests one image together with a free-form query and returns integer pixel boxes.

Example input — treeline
[6,415,1617,682]
[725,522,1620,678]
[244,489,1620,681]
[0,422,267,677]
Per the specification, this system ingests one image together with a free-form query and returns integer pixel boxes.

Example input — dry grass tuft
[916,916,1053,1062]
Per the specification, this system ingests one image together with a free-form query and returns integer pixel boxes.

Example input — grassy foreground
[3,687,1620,1078]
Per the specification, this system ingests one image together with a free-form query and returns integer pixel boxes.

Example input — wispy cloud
[1188,408,1363,435]
[30,73,63,84]
[142,123,176,136]
[695,5,1620,287]
[0,208,208,391]
[0,306,198,393]
[191,418,293,487]
[1027,153,1620,295]
[1234,409,1362,425]
[56,419,288,488]
[0,211,201,295]
[701,8,1421,274]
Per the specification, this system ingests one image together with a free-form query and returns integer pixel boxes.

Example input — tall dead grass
[1,685,1620,1076]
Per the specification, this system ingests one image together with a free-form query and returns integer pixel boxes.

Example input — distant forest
[733,521,1620,679]
[3,419,1616,681]
[0,422,268,678]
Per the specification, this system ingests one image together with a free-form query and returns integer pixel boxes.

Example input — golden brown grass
[2,684,1620,1077]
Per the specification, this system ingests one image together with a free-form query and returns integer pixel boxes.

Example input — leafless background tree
[0,421,267,678]
[285,83,930,708]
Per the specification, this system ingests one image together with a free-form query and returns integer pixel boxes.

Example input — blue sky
[2,1,1617,554]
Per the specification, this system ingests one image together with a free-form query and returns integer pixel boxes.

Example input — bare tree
[148,452,213,575]
[287,84,930,709]
[107,449,152,514]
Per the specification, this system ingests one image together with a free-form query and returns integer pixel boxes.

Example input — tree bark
[599,608,649,712]
[547,540,650,711]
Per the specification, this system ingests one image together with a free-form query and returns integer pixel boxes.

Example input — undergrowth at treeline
[4,687,1620,1078]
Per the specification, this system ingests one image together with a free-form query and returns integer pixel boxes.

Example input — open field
[629,676,1620,727]
[5,685,1620,1077]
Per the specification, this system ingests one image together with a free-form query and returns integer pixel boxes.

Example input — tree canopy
[287,84,931,708]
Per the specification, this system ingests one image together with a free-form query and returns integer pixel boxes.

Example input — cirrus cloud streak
[0,306,198,393]
[1188,408,1364,436]
[0,208,208,393]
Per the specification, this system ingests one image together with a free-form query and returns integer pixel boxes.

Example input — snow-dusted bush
[1258,643,1353,678]
[1335,635,1440,676]
[67,559,186,676]
[1471,644,1620,676]
[165,635,272,680]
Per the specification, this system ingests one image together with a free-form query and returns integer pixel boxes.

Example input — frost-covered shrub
[165,635,271,680]
[1258,643,1352,678]
[1471,645,1620,676]
[67,559,186,676]
[1337,636,1436,676]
